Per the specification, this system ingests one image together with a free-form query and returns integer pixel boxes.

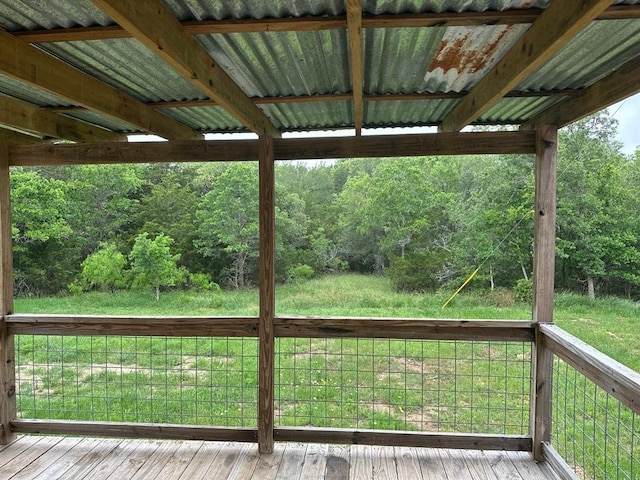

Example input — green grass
[12,274,640,478]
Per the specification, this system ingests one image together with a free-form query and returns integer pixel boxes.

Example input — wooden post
[258,135,275,453]
[0,145,16,444]
[530,124,557,461]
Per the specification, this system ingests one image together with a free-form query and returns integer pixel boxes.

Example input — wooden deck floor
[0,435,561,479]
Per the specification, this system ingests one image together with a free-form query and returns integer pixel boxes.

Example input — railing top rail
[540,323,640,415]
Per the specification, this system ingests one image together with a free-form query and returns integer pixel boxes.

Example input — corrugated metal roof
[264,101,352,130]
[162,106,245,132]
[363,0,551,15]
[479,97,563,123]
[0,74,75,107]
[65,110,142,133]
[364,99,458,126]
[0,0,110,31]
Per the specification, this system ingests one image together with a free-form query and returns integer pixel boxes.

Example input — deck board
[0,435,561,479]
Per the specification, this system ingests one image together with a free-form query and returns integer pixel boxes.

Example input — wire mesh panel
[552,358,639,480]
[15,335,258,427]
[274,338,531,434]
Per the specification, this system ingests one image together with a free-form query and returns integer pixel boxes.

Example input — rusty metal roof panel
[263,101,352,130]
[195,30,351,98]
[518,19,640,91]
[364,99,458,127]
[162,106,245,132]
[38,39,205,103]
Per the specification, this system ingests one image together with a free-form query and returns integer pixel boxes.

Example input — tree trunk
[520,263,529,281]
[489,266,495,291]
[155,284,160,301]
[587,276,595,300]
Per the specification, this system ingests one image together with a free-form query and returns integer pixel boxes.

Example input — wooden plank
[251,443,285,480]
[532,125,557,324]
[350,444,373,479]
[103,439,162,479]
[0,30,198,140]
[0,95,123,143]
[459,449,499,480]
[6,314,259,337]
[393,447,422,480]
[176,441,223,480]
[324,444,351,480]
[372,444,398,479]
[54,438,123,480]
[298,443,328,479]
[154,440,202,479]
[8,131,537,167]
[0,436,63,478]
[531,328,553,461]
[484,449,528,479]
[274,427,532,451]
[0,435,43,467]
[541,442,579,480]
[92,0,279,138]
[540,324,640,416]
[129,439,183,480]
[217,442,261,480]
[13,7,640,42]
[11,437,82,479]
[0,129,47,145]
[66,439,148,480]
[258,135,275,453]
[440,448,474,480]
[0,147,15,446]
[11,419,259,442]
[276,317,534,342]
[439,0,613,132]
[415,447,448,480]
[346,0,363,135]
[31,437,104,479]
[274,442,306,480]
[508,450,557,480]
[523,57,640,129]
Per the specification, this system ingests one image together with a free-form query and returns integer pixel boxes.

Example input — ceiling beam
[0,128,48,145]
[438,0,615,133]
[11,6,640,43]
[523,57,640,129]
[346,0,364,135]
[0,29,199,140]
[0,95,124,142]
[92,0,279,138]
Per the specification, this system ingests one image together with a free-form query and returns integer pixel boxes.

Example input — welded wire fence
[15,335,258,427]
[552,357,639,480]
[274,338,531,434]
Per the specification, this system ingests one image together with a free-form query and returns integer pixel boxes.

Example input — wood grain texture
[540,324,640,416]
[531,328,553,461]
[91,0,279,138]
[541,442,580,480]
[6,314,259,337]
[0,95,123,143]
[258,136,275,454]
[439,0,613,132]
[13,6,640,42]
[0,29,198,140]
[11,419,258,442]
[9,131,536,166]
[0,149,15,445]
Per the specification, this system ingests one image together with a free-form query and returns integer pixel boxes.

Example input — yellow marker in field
[442,267,479,309]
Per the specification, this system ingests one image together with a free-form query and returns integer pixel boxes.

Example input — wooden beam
[12,420,258,442]
[12,6,640,42]
[541,443,582,480]
[439,0,614,132]
[346,0,364,135]
[92,0,279,138]
[523,57,640,129]
[0,129,47,145]
[0,29,198,140]
[0,96,123,143]
[274,428,532,451]
[258,135,275,454]
[8,131,537,166]
[0,147,15,445]
[531,327,553,461]
[6,314,258,337]
[541,324,640,416]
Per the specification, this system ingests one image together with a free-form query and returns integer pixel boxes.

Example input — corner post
[531,124,557,461]
[258,135,275,453]
[0,145,15,444]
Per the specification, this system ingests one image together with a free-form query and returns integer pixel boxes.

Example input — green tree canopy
[129,233,182,300]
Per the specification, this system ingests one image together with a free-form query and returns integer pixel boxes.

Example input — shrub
[288,264,315,282]
[514,278,533,303]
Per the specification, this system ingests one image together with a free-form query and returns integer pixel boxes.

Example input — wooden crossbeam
[439,0,615,132]
[12,6,640,43]
[0,128,47,145]
[0,29,199,140]
[346,0,364,135]
[523,57,640,129]
[92,0,279,137]
[0,96,123,143]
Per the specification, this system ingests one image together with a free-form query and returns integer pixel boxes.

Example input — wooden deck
[0,435,561,479]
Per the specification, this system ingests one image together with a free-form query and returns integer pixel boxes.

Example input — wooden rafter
[91,0,279,138]
[0,29,199,140]
[439,0,615,132]
[11,6,640,43]
[346,0,364,135]
[0,128,47,145]
[0,96,123,143]
[523,57,640,129]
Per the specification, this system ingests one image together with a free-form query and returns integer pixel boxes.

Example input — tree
[129,233,182,300]
[77,243,126,292]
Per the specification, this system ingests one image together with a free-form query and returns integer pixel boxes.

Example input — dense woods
[11,112,640,300]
